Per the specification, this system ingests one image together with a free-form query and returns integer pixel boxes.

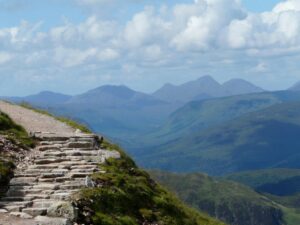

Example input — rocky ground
[0,101,120,224]
[0,101,75,134]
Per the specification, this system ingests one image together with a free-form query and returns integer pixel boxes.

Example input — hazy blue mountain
[223,79,264,96]
[136,102,300,175]
[51,85,179,138]
[152,76,264,104]
[129,90,300,149]
[289,81,300,91]
[3,91,72,107]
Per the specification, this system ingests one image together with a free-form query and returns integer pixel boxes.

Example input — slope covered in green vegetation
[150,171,283,225]
[225,169,300,225]
[226,169,300,196]
[75,143,224,225]
[0,111,34,147]
[136,102,300,175]
[0,111,32,194]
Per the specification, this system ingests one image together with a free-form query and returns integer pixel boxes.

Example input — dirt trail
[0,101,75,134]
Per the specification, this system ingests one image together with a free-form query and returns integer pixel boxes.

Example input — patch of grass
[281,206,300,225]
[0,111,35,148]
[19,102,92,133]
[76,146,224,225]
[0,160,15,194]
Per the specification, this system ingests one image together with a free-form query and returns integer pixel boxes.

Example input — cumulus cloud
[0,52,12,64]
[1,0,300,95]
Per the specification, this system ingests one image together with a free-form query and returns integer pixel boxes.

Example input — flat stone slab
[9,212,33,219]
[34,216,72,225]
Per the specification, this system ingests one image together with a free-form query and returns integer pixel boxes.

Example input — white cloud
[2,0,300,95]
[97,48,120,61]
[54,47,97,68]
[0,52,12,64]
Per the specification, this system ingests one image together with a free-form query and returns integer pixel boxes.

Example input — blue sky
[1,0,300,96]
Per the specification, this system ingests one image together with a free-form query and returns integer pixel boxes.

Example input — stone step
[70,164,98,169]
[0,201,32,207]
[2,205,23,212]
[35,158,66,164]
[22,207,47,216]
[40,172,66,178]
[33,184,59,190]
[50,193,72,201]
[59,184,85,190]
[38,176,72,183]
[32,200,57,208]
[25,194,50,200]
[29,164,70,170]
[40,141,66,145]
[37,145,62,152]
[1,196,35,202]
[69,172,92,178]
[34,215,71,225]
[6,188,44,197]
[64,150,100,156]
[10,177,38,184]
[71,168,98,173]
[14,174,38,178]
[42,151,66,157]
[64,141,94,149]
[61,148,98,151]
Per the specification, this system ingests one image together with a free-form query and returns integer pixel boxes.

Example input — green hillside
[76,145,224,225]
[150,171,284,225]
[226,169,300,196]
[0,111,32,188]
[225,169,300,225]
[137,102,300,175]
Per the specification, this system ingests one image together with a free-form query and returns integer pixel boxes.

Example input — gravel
[0,101,75,134]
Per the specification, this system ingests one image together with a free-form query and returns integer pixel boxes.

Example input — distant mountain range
[1,76,267,139]
[3,76,300,176]
[152,76,264,104]
[5,91,72,107]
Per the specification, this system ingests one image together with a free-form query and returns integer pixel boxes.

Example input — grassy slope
[225,169,300,225]
[75,142,224,225]
[0,111,32,191]
[136,102,300,175]
[226,168,300,195]
[150,171,283,225]
[0,111,34,147]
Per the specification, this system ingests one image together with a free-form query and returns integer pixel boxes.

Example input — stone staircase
[0,132,120,223]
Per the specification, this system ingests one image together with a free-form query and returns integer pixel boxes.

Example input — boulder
[47,202,78,221]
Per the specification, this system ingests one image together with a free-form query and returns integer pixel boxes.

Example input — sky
[1,0,300,96]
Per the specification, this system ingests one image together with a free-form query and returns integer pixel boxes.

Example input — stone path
[0,102,121,224]
[0,101,75,134]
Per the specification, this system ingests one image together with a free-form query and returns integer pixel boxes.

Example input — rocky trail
[0,101,120,224]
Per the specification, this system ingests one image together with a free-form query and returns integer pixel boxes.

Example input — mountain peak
[289,81,300,91]
[222,78,264,95]
[196,75,217,82]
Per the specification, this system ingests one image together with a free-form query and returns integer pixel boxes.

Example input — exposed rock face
[0,132,120,224]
